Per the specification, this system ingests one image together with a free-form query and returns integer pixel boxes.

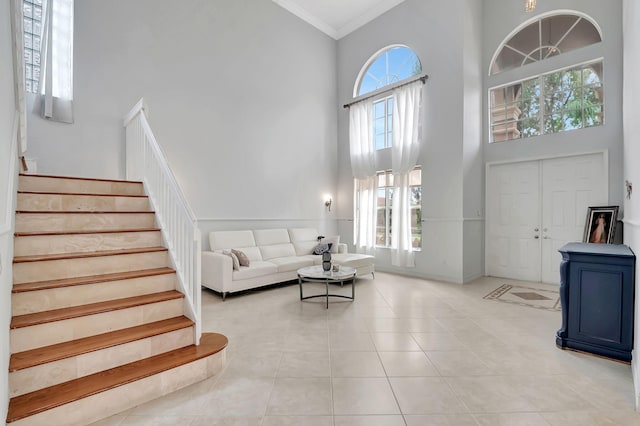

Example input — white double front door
[486,152,608,284]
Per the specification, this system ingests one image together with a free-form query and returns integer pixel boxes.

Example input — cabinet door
[567,262,632,351]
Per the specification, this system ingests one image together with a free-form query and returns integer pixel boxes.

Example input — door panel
[541,154,607,283]
[487,161,541,281]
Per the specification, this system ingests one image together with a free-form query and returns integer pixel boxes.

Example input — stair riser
[8,351,225,426]
[9,327,194,397]
[13,251,168,284]
[18,176,144,196]
[17,193,151,212]
[14,230,164,257]
[12,273,176,315]
[15,212,156,233]
[10,298,184,353]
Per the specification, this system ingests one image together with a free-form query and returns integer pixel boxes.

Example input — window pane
[584,104,603,127]
[374,100,385,117]
[375,134,385,150]
[519,117,540,137]
[376,188,387,246]
[23,2,32,18]
[375,118,386,137]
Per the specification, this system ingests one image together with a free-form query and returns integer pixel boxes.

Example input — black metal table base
[298,276,355,308]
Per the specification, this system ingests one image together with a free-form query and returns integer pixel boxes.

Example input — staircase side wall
[1,0,18,421]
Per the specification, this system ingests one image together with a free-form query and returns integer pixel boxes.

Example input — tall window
[356,45,421,151]
[375,168,422,249]
[489,12,604,142]
[350,45,424,265]
[23,0,44,93]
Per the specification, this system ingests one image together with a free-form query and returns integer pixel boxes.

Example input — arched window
[490,12,602,75]
[489,12,604,143]
[354,45,422,150]
[355,45,422,96]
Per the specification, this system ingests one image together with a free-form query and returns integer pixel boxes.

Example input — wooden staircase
[6,174,227,426]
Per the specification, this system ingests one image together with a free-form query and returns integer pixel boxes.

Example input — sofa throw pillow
[321,236,340,253]
[222,249,240,270]
[312,243,332,255]
[231,249,250,267]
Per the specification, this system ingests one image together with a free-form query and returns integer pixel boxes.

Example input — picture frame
[583,206,619,244]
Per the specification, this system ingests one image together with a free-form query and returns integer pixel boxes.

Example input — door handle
[534,235,539,239]
[534,228,539,232]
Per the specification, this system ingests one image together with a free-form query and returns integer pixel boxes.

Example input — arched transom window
[491,12,602,75]
[356,45,422,97]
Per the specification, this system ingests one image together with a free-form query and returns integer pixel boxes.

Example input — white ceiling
[272,0,406,40]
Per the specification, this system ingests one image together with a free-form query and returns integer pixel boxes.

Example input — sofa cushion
[210,230,255,251]
[321,236,340,253]
[222,249,240,270]
[254,229,291,246]
[331,253,374,269]
[269,256,314,272]
[299,254,323,266]
[312,243,332,255]
[288,228,319,242]
[232,261,278,280]
[231,249,250,267]
[260,243,296,260]
[289,228,321,255]
[233,246,263,262]
[293,241,317,256]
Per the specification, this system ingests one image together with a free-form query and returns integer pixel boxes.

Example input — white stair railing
[123,99,202,344]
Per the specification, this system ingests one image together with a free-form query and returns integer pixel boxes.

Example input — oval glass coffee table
[297,265,356,308]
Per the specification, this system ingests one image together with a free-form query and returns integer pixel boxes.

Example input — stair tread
[12,267,175,293]
[15,228,161,237]
[19,173,143,185]
[14,246,167,263]
[9,316,194,371]
[7,333,227,423]
[16,210,155,214]
[10,291,184,329]
[18,190,149,198]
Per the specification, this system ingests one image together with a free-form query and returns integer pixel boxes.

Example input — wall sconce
[525,0,536,12]
[324,195,332,212]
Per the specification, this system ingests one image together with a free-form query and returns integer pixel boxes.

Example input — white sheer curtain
[38,0,74,123]
[391,81,422,267]
[349,99,377,251]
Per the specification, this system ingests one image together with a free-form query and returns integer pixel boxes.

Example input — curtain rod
[343,74,429,109]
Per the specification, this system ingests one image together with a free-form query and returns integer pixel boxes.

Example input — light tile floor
[93,273,640,425]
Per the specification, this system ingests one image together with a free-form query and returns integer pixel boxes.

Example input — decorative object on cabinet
[582,206,619,244]
[556,242,635,362]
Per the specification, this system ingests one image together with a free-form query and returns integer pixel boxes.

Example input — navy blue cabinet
[556,243,635,362]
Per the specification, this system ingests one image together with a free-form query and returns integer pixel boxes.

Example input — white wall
[483,0,624,209]
[24,0,339,247]
[0,0,16,420]
[336,0,484,283]
[462,0,485,282]
[622,0,640,410]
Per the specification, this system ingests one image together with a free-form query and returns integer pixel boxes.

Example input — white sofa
[201,228,374,299]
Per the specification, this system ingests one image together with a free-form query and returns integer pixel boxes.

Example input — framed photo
[583,206,619,244]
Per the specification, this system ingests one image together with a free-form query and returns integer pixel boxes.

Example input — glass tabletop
[297,265,356,280]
